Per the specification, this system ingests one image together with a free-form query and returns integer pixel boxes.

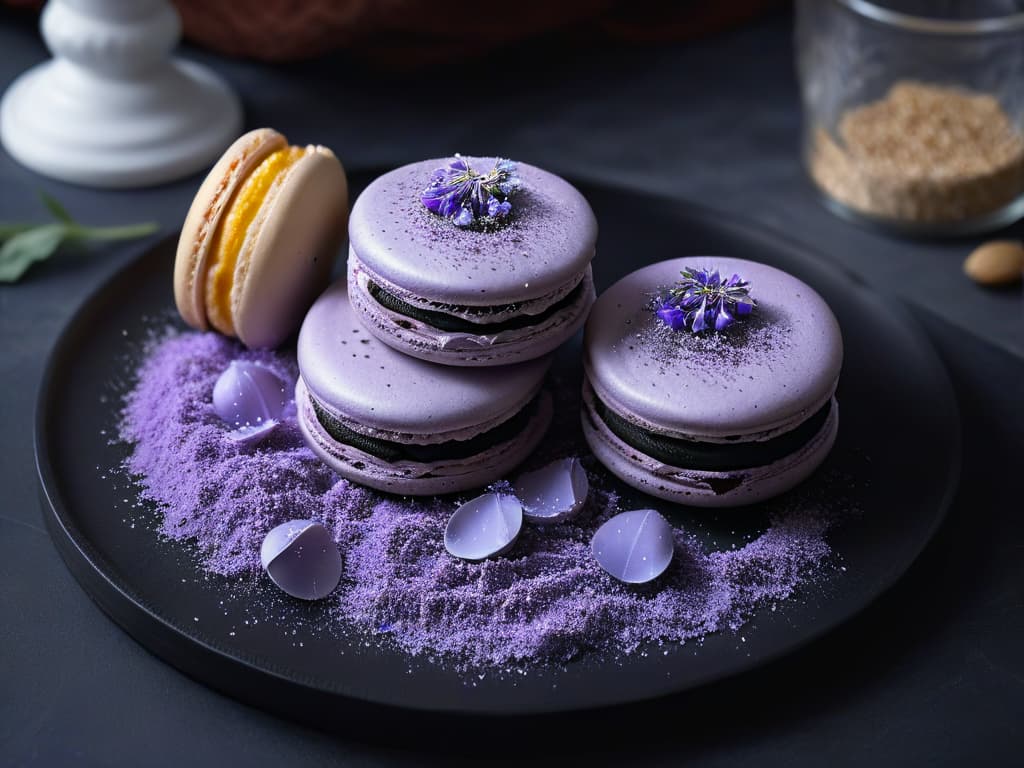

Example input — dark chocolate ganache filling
[367,279,585,334]
[311,393,540,463]
[593,396,832,472]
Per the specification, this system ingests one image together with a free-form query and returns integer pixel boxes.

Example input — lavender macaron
[582,257,842,507]
[347,155,597,366]
[296,279,553,495]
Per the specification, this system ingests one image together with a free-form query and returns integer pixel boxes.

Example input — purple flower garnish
[420,155,520,228]
[655,302,688,330]
[654,267,755,333]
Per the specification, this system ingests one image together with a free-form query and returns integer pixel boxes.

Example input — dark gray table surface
[2,8,1022,767]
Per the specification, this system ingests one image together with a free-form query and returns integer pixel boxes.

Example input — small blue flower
[655,300,687,330]
[653,267,756,333]
[421,155,521,228]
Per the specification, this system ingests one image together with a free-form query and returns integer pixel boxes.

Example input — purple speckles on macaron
[295,278,554,494]
[585,257,843,439]
[298,280,550,436]
[347,157,598,367]
[348,157,597,306]
[582,256,843,507]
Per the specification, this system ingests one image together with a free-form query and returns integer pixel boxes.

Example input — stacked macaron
[346,156,597,366]
[175,136,843,507]
[296,281,553,494]
[582,257,843,507]
[296,155,599,493]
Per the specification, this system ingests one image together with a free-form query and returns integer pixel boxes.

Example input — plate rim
[33,186,963,717]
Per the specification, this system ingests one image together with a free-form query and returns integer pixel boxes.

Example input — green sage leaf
[0,224,68,282]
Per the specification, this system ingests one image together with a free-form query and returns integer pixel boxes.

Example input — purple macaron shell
[297,378,554,495]
[298,279,550,437]
[582,382,840,507]
[295,278,554,494]
[347,258,596,367]
[348,157,597,306]
[583,257,842,441]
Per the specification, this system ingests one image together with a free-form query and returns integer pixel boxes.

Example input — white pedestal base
[0,0,242,188]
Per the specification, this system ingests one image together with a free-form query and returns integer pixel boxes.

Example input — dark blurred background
[2,2,1022,766]
[3,0,782,65]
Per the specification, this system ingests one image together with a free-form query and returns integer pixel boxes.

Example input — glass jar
[796,0,1024,235]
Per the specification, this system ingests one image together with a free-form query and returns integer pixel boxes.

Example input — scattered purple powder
[641,300,792,373]
[120,330,841,669]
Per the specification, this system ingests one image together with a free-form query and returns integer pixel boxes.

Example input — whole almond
[963,241,1024,286]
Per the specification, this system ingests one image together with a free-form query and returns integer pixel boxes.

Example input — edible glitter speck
[639,303,792,384]
[119,330,842,668]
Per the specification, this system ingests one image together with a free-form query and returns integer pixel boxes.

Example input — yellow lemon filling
[205,145,307,334]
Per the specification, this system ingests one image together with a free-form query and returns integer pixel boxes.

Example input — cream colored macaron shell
[174,128,349,349]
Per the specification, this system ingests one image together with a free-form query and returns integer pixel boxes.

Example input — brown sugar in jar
[809,82,1024,227]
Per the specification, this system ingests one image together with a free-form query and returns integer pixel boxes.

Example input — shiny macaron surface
[584,257,843,441]
[298,279,550,437]
[348,157,597,307]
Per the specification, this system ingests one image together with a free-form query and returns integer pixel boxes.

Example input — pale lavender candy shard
[227,420,279,446]
[444,493,523,562]
[513,457,589,524]
[261,519,314,569]
[213,361,289,439]
[591,509,674,584]
[260,520,342,600]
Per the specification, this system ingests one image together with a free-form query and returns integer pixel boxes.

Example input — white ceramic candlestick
[0,0,242,188]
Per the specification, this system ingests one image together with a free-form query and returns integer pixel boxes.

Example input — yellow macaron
[174,128,348,348]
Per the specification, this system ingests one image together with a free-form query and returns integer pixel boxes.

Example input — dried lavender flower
[654,267,755,333]
[420,155,520,228]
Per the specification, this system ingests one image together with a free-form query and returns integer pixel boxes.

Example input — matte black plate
[35,172,960,719]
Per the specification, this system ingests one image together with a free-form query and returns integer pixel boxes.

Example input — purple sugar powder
[119,330,841,668]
